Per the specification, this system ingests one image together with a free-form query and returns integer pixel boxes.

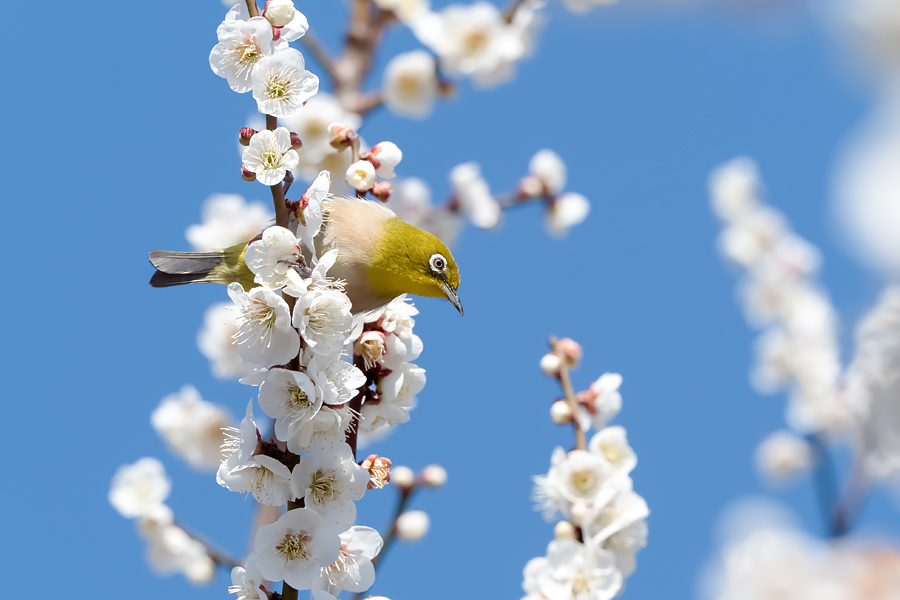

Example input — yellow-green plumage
[149,197,463,315]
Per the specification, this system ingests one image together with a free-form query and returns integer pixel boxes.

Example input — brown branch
[245,0,260,18]
[299,29,338,84]
[354,91,384,115]
[551,336,586,451]
[503,0,528,22]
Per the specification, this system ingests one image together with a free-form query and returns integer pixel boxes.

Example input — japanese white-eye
[149,197,463,315]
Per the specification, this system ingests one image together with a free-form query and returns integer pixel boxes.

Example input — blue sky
[3,0,896,598]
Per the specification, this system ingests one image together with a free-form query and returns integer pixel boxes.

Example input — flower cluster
[524,338,648,600]
[709,157,849,435]
[109,458,215,584]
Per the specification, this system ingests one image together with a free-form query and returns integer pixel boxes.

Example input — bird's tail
[149,250,224,288]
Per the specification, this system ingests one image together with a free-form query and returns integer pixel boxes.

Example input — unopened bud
[550,400,572,424]
[371,181,393,202]
[421,464,447,488]
[263,0,296,27]
[569,501,586,527]
[361,454,392,489]
[520,175,544,197]
[329,123,357,150]
[396,510,430,542]
[391,465,415,491]
[540,353,560,377]
[346,160,376,192]
[558,338,582,368]
[360,151,382,171]
[241,164,257,182]
[239,127,257,146]
[289,131,303,151]
[554,521,576,540]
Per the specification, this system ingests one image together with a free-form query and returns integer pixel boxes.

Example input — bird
[149,197,463,316]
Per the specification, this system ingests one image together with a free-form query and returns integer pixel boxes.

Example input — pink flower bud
[241,164,257,182]
[371,181,393,202]
[329,124,357,150]
[239,127,257,146]
[420,465,447,488]
[289,131,303,151]
[360,151,382,170]
[558,338,582,368]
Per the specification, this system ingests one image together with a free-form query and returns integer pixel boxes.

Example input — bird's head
[369,217,463,315]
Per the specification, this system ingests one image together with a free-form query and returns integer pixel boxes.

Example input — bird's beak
[443,283,464,316]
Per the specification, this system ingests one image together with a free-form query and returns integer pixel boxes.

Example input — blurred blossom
[834,0,900,82]
[185,194,272,252]
[450,162,500,229]
[396,510,430,542]
[833,98,900,276]
[708,156,762,222]
[151,385,234,471]
[754,431,814,484]
[545,192,590,237]
[383,50,439,119]
[197,302,252,379]
[109,457,171,518]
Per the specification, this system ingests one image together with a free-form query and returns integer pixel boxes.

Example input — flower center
[290,385,311,410]
[602,445,621,465]
[397,73,421,98]
[571,469,597,495]
[308,469,338,503]
[462,29,488,57]
[276,531,312,562]
[259,149,283,170]
[571,570,591,595]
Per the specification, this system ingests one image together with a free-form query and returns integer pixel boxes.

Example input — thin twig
[352,486,417,600]
[503,0,528,22]
[551,336,586,451]
[808,435,843,538]
[355,91,384,115]
[245,0,260,17]
[299,29,338,83]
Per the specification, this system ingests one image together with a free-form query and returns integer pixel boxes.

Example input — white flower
[186,194,273,252]
[289,406,354,455]
[529,149,567,195]
[210,16,275,92]
[532,448,629,522]
[525,539,623,600]
[709,156,761,222]
[264,0,296,27]
[346,160,376,192]
[414,2,525,87]
[146,524,212,580]
[450,162,500,229]
[290,442,369,531]
[586,373,623,431]
[198,302,253,379]
[396,510,430,542]
[370,142,403,179]
[360,362,425,433]
[383,51,438,119]
[296,170,332,253]
[151,385,233,471]
[308,351,367,407]
[243,367,325,448]
[137,503,174,539]
[293,289,354,356]
[717,206,786,268]
[109,457,171,518]
[422,464,447,487]
[243,128,301,186]
[245,226,303,289]
[582,487,649,577]
[754,431,815,484]
[317,526,383,593]
[228,282,301,368]
[588,426,636,475]
[546,193,590,237]
[254,508,342,590]
[228,1,309,42]
[229,556,266,600]
[281,93,362,164]
[218,402,295,506]
[251,48,319,118]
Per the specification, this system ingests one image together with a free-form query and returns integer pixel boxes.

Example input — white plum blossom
[317,526,383,593]
[243,128,300,186]
[210,16,275,93]
[346,160,376,192]
[369,142,403,179]
[218,402,294,506]
[296,170,332,253]
[245,226,303,289]
[227,1,309,42]
[243,367,325,448]
[584,373,623,431]
[450,161,500,229]
[754,431,815,484]
[289,406,355,455]
[708,156,761,222]
[290,442,369,531]
[582,487,649,577]
[546,193,590,237]
[253,508,342,590]
[528,149,567,196]
[251,48,319,117]
[383,51,439,119]
[293,289,354,356]
[109,457,171,518]
[151,385,233,471]
[228,283,300,369]
[264,0,296,28]
[396,510,430,542]
[281,93,362,165]
[522,539,623,600]
[198,302,253,379]
[229,556,266,600]
[532,447,629,523]
[588,426,636,475]
[146,523,213,582]
[186,194,273,252]
[414,2,526,87]
[360,362,425,433]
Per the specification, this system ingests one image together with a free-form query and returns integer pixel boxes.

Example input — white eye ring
[429,254,447,273]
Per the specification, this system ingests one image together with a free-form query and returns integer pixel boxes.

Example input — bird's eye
[429,254,447,272]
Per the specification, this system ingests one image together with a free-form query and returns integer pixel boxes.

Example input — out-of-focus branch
[551,336,586,451]
[300,29,338,84]
[832,446,871,538]
[503,0,528,22]
[355,91,384,115]
[245,0,260,17]
[334,1,396,112]
[809,435,843,538]
[175,520,242,571]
